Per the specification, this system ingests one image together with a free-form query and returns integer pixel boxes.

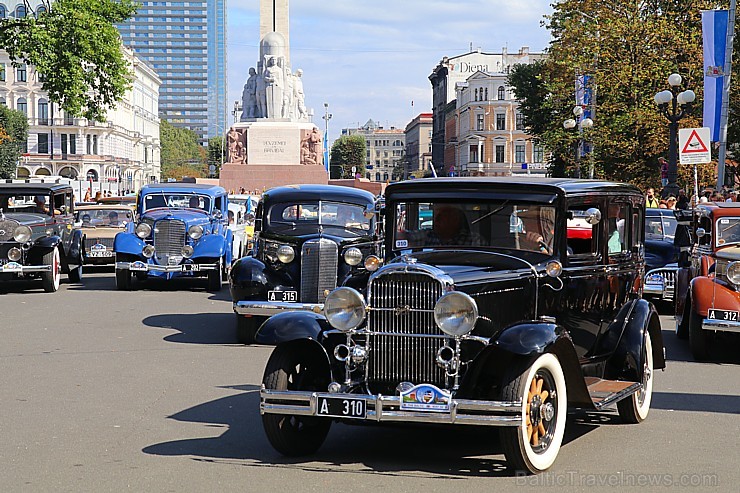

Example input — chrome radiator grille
[367,272,447,390]
[0,219,19,242]
[153,220,186,264]
[84,237,115,249]
[663,270,676,299]
[300,238,338,303]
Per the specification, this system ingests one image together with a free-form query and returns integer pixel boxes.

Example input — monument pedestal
[219,120,328,193]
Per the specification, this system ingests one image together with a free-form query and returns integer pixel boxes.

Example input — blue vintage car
[113,183,233,291]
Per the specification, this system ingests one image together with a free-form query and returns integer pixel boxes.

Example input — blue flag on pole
[703,9,728,142]
[323,129,329,172]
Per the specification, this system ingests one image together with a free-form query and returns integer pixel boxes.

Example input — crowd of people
[645,185,739,210]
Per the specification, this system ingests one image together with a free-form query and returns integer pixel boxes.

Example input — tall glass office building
[118,1,227,144]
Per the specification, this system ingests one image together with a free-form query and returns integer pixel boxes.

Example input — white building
[0,44,161,192]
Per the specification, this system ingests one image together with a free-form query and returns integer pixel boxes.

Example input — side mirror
[585,207,602,225]
[213,209,223,220]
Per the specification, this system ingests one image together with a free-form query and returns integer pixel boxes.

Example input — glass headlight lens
[188,225,204,240]
[8,247,22,261]
[142,245,155,258]
[343,247,363,266]
[324,287,366,331]
[135,222,151,239]
[277,245,295,263]
[364,255,381,272]
[181,245,194,258]
[727,261,740,284]
[13,225,32,243]
[434,291,478,337]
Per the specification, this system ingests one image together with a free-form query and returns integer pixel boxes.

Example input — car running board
[585,377,642,410]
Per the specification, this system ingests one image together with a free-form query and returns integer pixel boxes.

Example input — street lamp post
[563,106,593,178]
[322,102,332,175]
[654,73,695,199]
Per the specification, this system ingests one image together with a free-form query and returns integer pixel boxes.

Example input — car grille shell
[153,219,186,264]
[300,238,338,303]
[0,219,20,243]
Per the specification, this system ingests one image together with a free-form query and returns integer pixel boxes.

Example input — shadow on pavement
[652,391,740,415]
[142,385,601,479]
[143,313,237,345]
[661,326,740,365]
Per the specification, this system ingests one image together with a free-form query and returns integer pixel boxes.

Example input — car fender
[255,311,331,345]
[604,299,665,384]
[267,338,335,383]
[192,234,228,260]
[691,275,740,316]
[68,229,84,264]
[28,236,63,265]
[458,322,593,408]
[114,232,146,256]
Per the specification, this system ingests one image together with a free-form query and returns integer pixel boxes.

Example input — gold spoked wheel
[526,375,552,448]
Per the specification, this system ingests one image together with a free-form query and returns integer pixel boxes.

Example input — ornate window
[17,97,27,115]
[15,5,26,18]
[497,86,505,100]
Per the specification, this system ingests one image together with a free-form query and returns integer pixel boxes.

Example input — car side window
[566,199,602,265]
[607,201,629,257]
[631,206,643,252]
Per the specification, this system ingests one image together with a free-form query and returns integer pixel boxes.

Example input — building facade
[342,120,405,182]
[404,113,433,179]
[453,71,546,177]
[429,46,546,175]
[118,0,227,143]
[0,44,162,190]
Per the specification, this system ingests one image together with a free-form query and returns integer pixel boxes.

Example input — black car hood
[2,212,49,226]
[262,227,371,246]
[390,250,537,283]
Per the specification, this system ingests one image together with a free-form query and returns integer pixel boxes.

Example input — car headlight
[142,245,155,258]
[181,245,194,258]
[364,255,381,272]
[727,261,740,284]
[8,247,22,261]
[13,225,32,243]
[324,287,366,331]
[188,225,204,240]
[277,245,295,263]
[135,223,151,239]
[434,291,478,337]
[343,247,363,266]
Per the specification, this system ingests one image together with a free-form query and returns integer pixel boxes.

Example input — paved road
[0,271,738,492]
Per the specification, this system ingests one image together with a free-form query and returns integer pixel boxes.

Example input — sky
[227,0,554,143]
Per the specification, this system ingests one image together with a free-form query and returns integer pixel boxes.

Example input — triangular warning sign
[682,129,709,154]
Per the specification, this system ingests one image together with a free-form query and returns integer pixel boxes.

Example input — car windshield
[645,214,677,239]
[392,200,556,252]
[76,208,133,228]
[0,193,48,214]
[267,201,371,234]
[715,217,740,247]
[142,193,211,212]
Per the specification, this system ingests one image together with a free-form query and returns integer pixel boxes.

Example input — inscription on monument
[247,126,300,164]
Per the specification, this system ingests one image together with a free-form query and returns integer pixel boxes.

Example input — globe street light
[563,105,594,178]
[654,73,695,198]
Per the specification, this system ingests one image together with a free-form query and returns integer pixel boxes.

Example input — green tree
[509,0,724,188]
[0,105,29,179]
[160,120,206,179]
[329,135,366,179]
[207,136,226,177]
[0,0,138,121]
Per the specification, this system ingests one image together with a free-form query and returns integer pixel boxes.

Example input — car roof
[141,183,227,196]
[262,184,376,206]
[77,204,135,211]
[385,177,642,200]
[0,182,73,194]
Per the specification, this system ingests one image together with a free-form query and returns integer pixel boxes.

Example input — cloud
[226,0,552,139]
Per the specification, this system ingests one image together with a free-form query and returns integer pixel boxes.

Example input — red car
[675,203,740,359]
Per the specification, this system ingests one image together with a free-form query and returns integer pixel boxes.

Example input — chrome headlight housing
[142,245,155,258]
[727,261,740,284]
[188,225,204,240]
[135,222,151,239]
[277,245,295,264]
[364,255,381,272]
[324,287,366,332]
[181,245,194,258]
[343,247,363,266]
[13,225,32,243]
[434,291,478,337]
[8,247,22,261]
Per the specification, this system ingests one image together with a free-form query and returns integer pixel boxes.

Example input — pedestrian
[676,189,690,210]
[645,188,660,208]
[658,200,667,209]
[666,196,677,210]
[83,189,91,202]
[659,158,669,187]
[94,191,102,202]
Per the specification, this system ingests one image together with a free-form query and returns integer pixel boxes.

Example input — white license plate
[268,290,298,302]
[707,309,739,321]
[316,396,366,419]
[88,251,113,258]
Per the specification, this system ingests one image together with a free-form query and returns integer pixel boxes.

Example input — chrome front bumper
[0,263,51,274]
[260,387,522,426]
[234,300,324,317]
[703,319,740,333]
[115,261,219,273]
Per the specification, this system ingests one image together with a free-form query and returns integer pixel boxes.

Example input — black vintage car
[229,185,381,344]
[0,182,84,292]
[257,178,664,474]
[643,208,679,302]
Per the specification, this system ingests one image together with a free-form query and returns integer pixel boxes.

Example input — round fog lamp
[188,225,204,240]
[324,287,366,331]
[277,245,295,264]
[142,245,155,258]
[727,261,740,284]
[364,255,381,272]
[135,222,151,239]
[343,247,363,266]
[545,260,563,277]
[13,225,32,243]
[8,247,22,261]
[434,291,478,337]
[181,245,194,258]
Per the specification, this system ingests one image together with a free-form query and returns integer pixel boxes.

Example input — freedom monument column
[219,0,328,192]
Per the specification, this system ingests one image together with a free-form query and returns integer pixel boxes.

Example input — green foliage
[329,135,366,179]
[207,136,226,176]
[508,0,726,188]
[0,0,138,121]
[160,120,206,179]
[0,105,29,179]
